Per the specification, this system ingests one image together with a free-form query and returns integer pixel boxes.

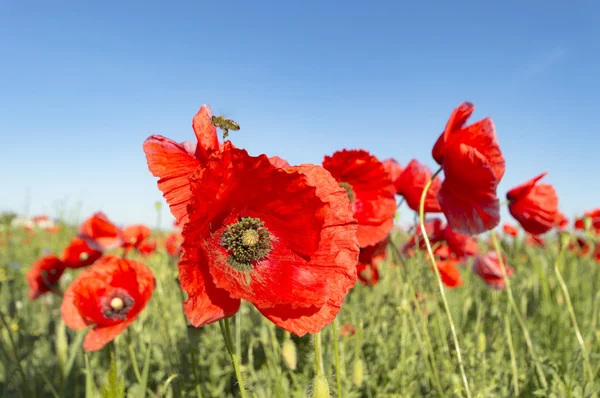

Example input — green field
[1,224,599,398]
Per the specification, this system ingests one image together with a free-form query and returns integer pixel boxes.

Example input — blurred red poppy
[472,252,514,289]
[138,240,157,257]
[503,224,518,237]
[62,237,102,269]
[569,237,590,256]
[443,225,478,258]
[437,259,463,288]
[144,105,220,226]
[357,263,380,286]
[507,173,558,235]
[554,212,568,230]
[26,255,65,300]
[322,149,396,247]
[122,224,152,252]
[525,234,545,247]
[574,208,600,232]
[432,102,505,235]
[340,322,356,337]
[78,212,123,251]
[165,231,183,257]
[381,158,403,189]
[179,143,359,336]
[394,159,442,213]
[358,235,389,265]
[61,256,155,351]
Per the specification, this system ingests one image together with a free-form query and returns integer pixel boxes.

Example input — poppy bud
[311,374,330,398]
[559,232,571,250]
[352,358,365,388]
[477,332,486,353]
[583,216,593,232]
[281,338,297,371]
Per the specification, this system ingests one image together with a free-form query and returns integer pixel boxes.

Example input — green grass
[1,225,599,397]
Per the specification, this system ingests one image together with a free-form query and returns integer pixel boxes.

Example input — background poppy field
[2,1,600,397]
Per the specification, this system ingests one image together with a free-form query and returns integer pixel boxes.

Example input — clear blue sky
[1,0,599,229]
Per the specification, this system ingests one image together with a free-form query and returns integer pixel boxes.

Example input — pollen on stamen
[110,297,124,311]
[79,252,89,261]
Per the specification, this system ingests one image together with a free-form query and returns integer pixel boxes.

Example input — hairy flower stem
[332,319,343,398]
[552,235,595,382]
[219,318,247,398]
[491,230,548,389]
[419,168,471,398]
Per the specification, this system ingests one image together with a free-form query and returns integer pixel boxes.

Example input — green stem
[491,230,548,389]
[332,319,343,398]
[219,318,247,398]
[418,167,471,398]
[314,331,324,375]
[0,309,32,397]
[127,338,142,383]
[504,312,519,396]
[553,235,595,382]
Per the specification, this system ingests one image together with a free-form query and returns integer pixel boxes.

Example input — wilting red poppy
[443,225,478,258]
[78,212,123,251]
[62,237,103,269]
[507,173,558,235]
[165,231,183,257]
[137,240,157,257]
[61,256,155,351]
[268,155,290,169]
[574,208,600,232]
[472,252,514,289]
[525,234,545,247]
[179,143,359,336]
[437,259,463,288]
[26,255,66,300]
[503,224,518,237]
[394,159,442,213]
[122,225,152,251]
[143,105,220,226]
[554,212,568,230]
[357,263,380,286]
[322,149,396,247]
[381,158,403,188]
[432,102,505,235]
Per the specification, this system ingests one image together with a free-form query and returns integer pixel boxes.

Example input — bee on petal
[211,116,240,140]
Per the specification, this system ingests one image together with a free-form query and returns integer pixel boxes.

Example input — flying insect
[211,116,240,140]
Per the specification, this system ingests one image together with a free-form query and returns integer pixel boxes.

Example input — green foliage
[1,226,600,397]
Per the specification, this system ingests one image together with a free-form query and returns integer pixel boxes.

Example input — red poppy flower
[432,102,505,235]
[122,224,152,251]
[61,256,155,351]
[143,105,221,226]
[402,218,444,256]
[381,158,403,189]
[339,322,356,337]
[554,212,568,230]
[268,155,290,169]
[507,172,558,235]
[179,143,359,336]
[503,224,518,237]
[472,252,513,289]
[62,237,102,269]
[433,243,452,260]
[322,149,396,247]
[443,225,478,258]
[358,236,389,266]
[138,240,157,257]
[569,237,590,256]
[394,159,442,213]
[26,255,65,300]
[357,263,380,286]
[78,212,123,251]
[437,259,463,288]
[525,234,545,247]
[574,208,600,232]
[165,232,183,257]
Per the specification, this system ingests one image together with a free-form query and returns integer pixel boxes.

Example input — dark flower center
[101,290,134,321]
[221,217,273,271]
[339,182,356,204]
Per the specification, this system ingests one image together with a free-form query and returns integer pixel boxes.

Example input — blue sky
[1,0,599,229]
